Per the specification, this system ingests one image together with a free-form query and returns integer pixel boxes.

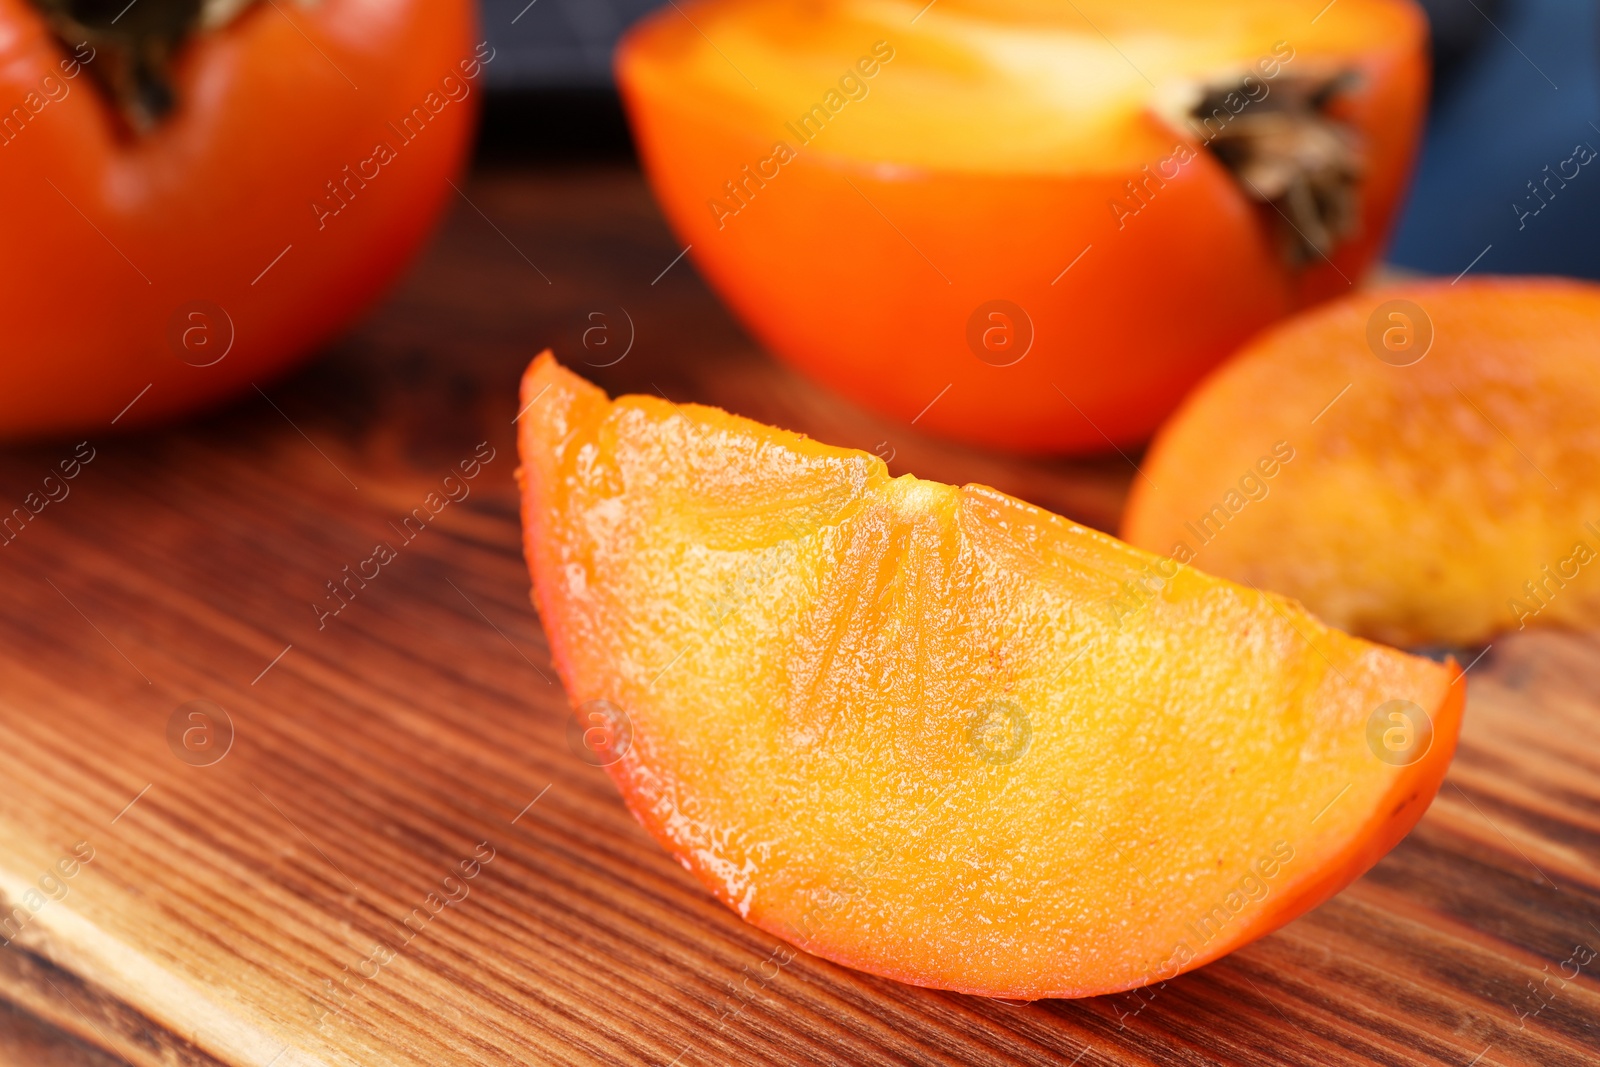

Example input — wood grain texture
[0,997,129,1067]
[0,164,1597,1066]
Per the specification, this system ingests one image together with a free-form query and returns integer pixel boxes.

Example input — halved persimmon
[616,0,1429,453]
[517,353,1461,998]
[1123,277,1600,648]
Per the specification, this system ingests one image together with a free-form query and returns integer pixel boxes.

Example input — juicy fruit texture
[1123,278,1600,648]
[518,354,1463,998]
[616,0,1427,454]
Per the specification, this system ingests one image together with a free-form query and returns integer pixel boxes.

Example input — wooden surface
[0,999,124,1067]
[1,163,1597,1067]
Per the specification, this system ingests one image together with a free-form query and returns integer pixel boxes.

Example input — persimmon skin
[0,0,478,439]
[616,0,1429,455]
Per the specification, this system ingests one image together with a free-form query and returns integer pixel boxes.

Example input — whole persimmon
[0,0,482,438]
[617,0,1429,454]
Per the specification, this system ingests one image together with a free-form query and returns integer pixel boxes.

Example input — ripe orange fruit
[1122,277,1600,648]
[518,354,1462,998]
[616,0,1429,454]
[0,0,479,438]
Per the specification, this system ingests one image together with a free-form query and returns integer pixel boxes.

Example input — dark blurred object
[481,0,659,87]
[478,0,1504,91]
[1390,0,1600,279]
[1414,0,1503,85]
[474,0,649,162]
[475,88,635,162]
[31,0,206,127]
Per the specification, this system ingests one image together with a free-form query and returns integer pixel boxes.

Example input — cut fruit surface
[616,0,1428,453]
[1122,278,1600,648]
[518,354,1462,998]
[619,0,1416,177]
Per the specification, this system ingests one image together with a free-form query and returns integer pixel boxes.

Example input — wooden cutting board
[1,165,1596,1067]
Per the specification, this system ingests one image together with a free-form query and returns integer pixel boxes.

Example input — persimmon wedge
[616,0,1428,453]
[517,354,1462,998]
[1122,278,1600,648]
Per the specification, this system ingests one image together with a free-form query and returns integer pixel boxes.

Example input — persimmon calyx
[1188,71,1366,267]
[29,0,264,131]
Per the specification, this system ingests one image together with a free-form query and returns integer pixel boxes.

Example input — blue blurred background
[1391,0,1600,278]
[478,0,1600,279]
[482,0,658,87]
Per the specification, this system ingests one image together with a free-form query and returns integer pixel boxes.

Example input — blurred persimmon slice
[1124,277,1600,648]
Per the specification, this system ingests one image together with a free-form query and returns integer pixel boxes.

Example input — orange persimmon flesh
[517,354,1462,998]
[624,0,1409,174]
[616,0,1428,454]
[1123,277,1600,648]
